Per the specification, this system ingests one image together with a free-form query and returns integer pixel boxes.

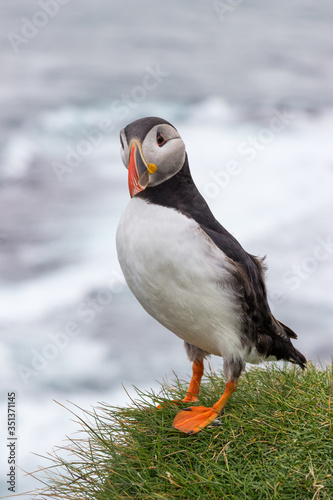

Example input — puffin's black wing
[199,225,275,332]
[198,222,306,368]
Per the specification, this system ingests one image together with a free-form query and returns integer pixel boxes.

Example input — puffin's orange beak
[128,141,149,198]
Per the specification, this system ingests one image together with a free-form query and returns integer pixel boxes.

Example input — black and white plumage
[116,116,306,434]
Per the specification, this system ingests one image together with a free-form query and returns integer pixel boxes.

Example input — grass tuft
[31,362,333,499]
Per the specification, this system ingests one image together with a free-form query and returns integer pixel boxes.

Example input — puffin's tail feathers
[257,329,307,369]
[274,318,307,369]
[287,346,307,370]
[277,319,298,339]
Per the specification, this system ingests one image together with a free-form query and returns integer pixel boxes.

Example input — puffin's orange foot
[172,406,219,435]
[181,394,199,404]
[157,394,198,409]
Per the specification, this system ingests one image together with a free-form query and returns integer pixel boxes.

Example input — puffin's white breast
[116,197,245,359]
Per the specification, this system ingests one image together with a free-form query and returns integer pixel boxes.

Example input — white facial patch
[141,124,186,186]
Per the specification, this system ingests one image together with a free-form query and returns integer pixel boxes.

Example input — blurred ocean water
[0,0,333,496]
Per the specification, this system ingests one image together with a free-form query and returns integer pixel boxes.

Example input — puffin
[116,116,306,435]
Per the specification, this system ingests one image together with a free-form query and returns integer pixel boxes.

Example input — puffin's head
[119,117,186,198]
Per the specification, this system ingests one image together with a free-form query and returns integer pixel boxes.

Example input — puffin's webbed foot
[172,380,238,435]
[172,405,219,435]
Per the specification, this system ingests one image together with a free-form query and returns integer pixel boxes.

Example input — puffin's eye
[120,135,124,149]
[156,132,166,147]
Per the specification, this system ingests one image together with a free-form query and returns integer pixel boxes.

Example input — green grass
[32,362,333,499]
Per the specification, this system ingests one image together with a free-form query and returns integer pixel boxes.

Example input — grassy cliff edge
[32,362,332,499]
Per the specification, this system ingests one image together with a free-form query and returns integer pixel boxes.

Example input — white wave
[1,134,37,179]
